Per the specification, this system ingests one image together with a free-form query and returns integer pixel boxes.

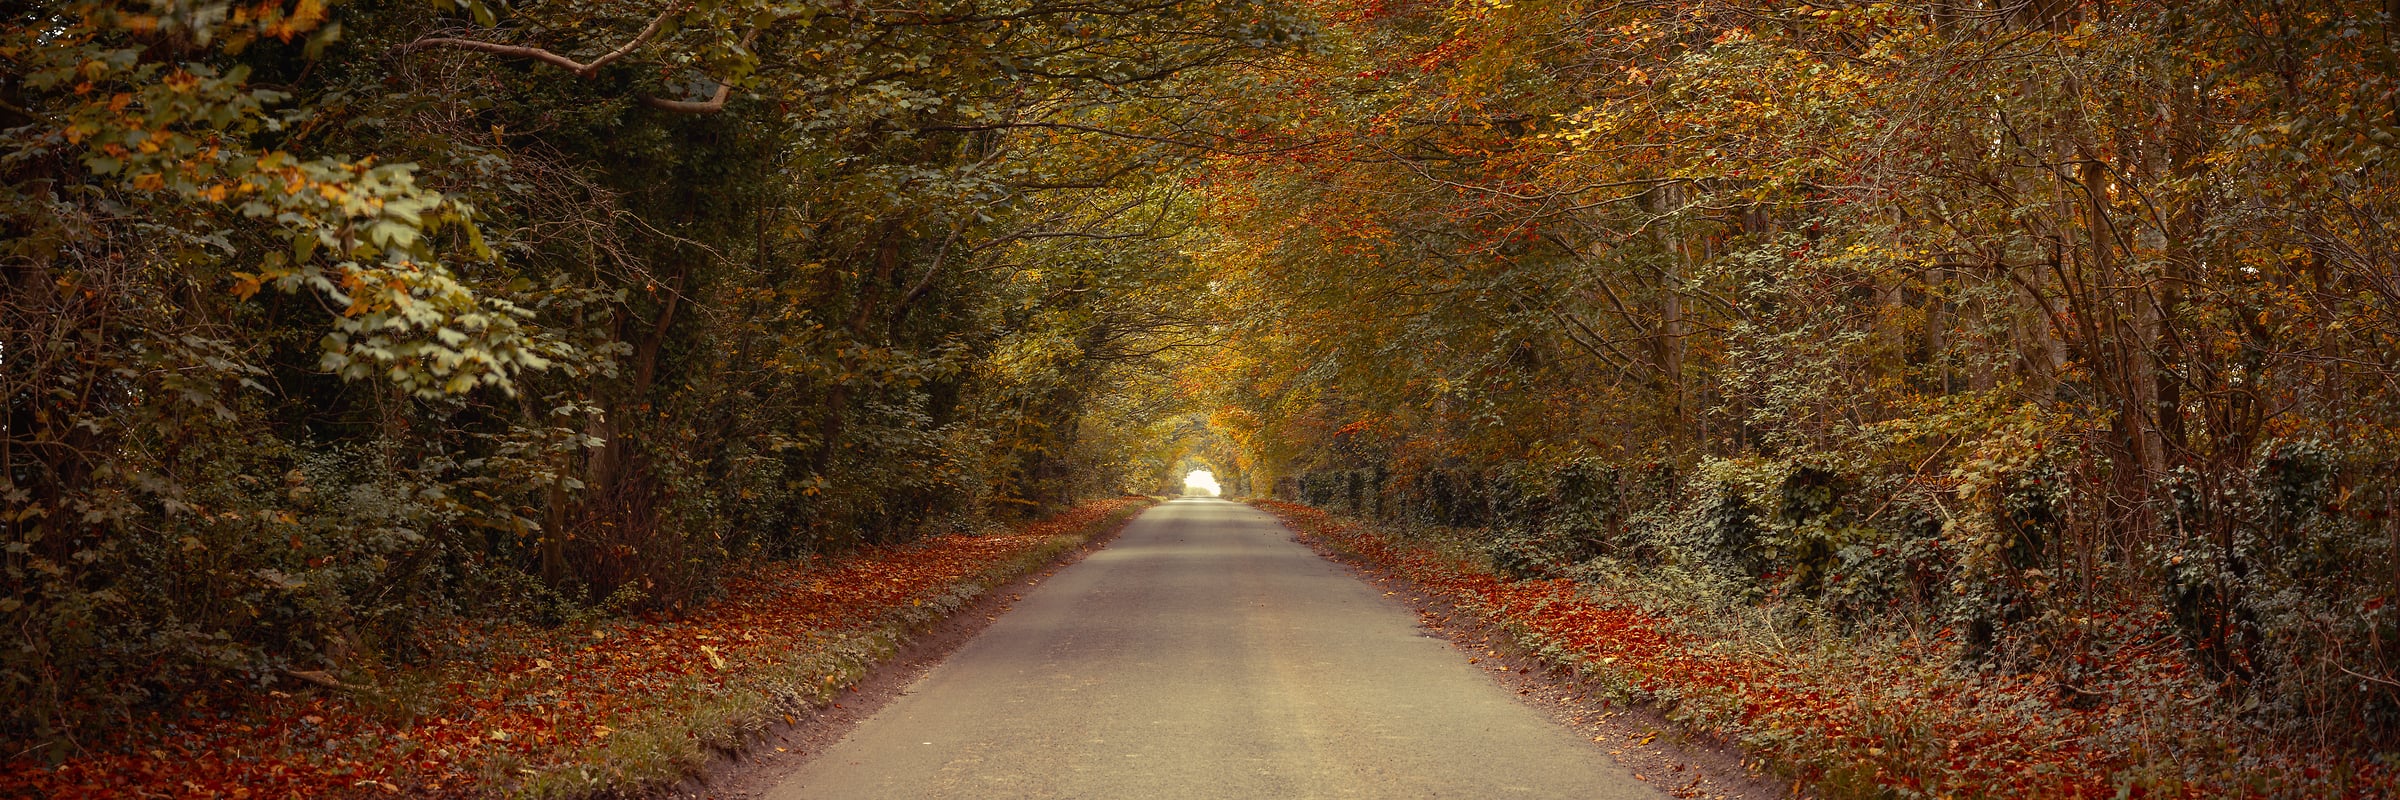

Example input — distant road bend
[770,497,1664,799]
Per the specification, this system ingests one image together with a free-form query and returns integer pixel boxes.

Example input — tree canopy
[3,0,1293,746]
[1194,0,2400,764]
[6,0,2399,785]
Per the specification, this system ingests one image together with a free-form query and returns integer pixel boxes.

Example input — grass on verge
[506,497,1151,798]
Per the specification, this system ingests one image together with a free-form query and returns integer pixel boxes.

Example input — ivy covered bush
[1281,426,2400,752]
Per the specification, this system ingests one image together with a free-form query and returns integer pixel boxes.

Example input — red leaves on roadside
[0,498,1147,800]
[1258,500,2398,799]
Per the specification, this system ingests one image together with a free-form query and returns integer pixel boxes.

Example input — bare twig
[282,668,358,691]
[2340,664,2400,690]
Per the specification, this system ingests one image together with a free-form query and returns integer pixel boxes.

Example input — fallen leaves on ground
[0,497,1150,799]
[1257,500,2396,799]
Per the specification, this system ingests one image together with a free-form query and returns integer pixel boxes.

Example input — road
[767,497,1664,799]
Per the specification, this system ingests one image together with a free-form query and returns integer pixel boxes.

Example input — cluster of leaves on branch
[3,0,1292,761]
[1202,0,2400,789]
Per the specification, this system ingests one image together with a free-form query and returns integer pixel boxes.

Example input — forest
[5,0,2399,797]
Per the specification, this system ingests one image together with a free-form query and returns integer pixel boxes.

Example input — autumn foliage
[1196,0,2400,791]
[4,0,1267,760]
[12,0,2400,795]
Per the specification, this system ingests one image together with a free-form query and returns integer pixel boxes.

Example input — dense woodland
[2,0,1285,750]
[1202,0,2400,783]
[5,0,2400,793]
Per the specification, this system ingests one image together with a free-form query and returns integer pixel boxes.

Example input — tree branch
[918,121,1323,156]
[642,82,733,113]
[398,6,679,77]
[640,27,761,113]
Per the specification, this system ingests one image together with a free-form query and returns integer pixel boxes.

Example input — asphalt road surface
[768,497,1664,800]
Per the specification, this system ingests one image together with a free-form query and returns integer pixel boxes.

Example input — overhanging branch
[640,27,762,114]
[397,6,679,77]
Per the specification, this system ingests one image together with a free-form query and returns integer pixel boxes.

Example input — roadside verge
[1252,499,2398,799]
[0,497,1154,800]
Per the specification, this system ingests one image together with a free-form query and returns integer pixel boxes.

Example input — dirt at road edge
[1290,529,1808,800]
[657,512,1141,800]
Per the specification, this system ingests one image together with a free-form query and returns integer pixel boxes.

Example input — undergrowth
[0,497,1153,799]
[1257,499,2399,800]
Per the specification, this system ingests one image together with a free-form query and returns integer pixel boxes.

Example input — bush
[2157,440,2400,747]
[1483,525,1598,581]
[1,435,498,753]
[1818,498,1953,626]
[1548,458,1621,555]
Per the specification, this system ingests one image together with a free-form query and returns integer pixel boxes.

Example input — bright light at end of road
[1182,469,1221,496]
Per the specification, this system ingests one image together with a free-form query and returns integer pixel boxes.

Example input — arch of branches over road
[4,0,2398,786]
